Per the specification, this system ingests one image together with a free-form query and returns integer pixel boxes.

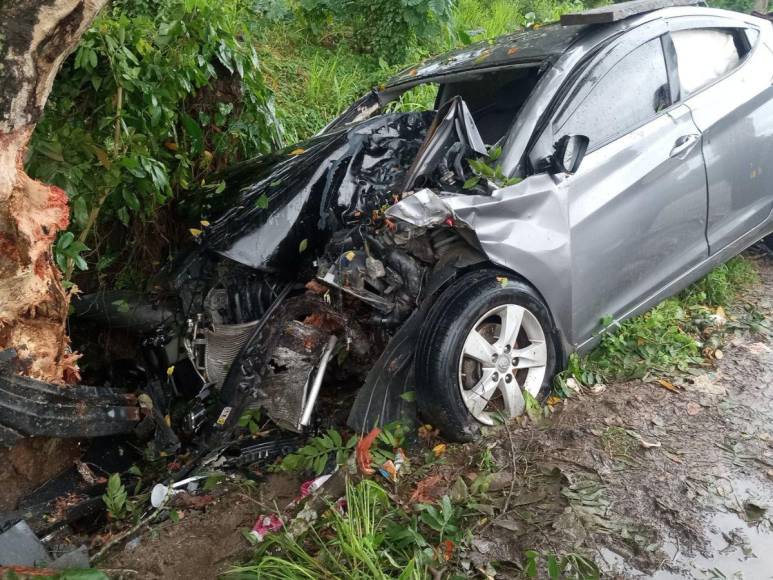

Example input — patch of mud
[101,472,300,579]
[0,438,81,512]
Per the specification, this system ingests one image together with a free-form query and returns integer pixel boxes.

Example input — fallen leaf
[442,539,454,561]
[189,228,202,237]
[686,401,701,416]
[355,428,381,475]
[657,379,679,393]
[410,474,444,503]
[546,395,563,406]
[289,147,305,155]
[199,220,210,227]
[432,443,447,458]
[714,349,724,360]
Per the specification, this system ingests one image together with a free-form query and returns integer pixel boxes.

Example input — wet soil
[102,472,300,579]
[0,438,81,512]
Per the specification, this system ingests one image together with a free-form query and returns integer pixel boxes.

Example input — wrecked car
[3,2,773,455]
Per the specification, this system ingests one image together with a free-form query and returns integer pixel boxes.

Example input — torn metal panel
[386,177,572,346]
[401,96,487,193]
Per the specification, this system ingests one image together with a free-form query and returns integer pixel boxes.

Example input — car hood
[194,111,434,274]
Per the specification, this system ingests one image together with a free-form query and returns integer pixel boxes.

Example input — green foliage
[28,0,281,278]
[102,473,134,520]
[279,429,357,475]
[707,0,756,13]
[231,479,477,579]
[238,408,264,436]
[297,0,456,64]
[555,257,758,388]
[681,256,757,308]
[54,231,89,277]
[465,146,522,189]
[524,549,599,579]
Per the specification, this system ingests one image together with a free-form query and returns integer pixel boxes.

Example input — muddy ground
[4,249,771,578]
[96,248,773,579]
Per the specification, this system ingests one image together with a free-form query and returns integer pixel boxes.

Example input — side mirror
[552,134,589,175]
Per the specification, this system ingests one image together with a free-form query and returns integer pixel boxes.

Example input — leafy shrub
[297,0,456,63]
[27,0,281,281]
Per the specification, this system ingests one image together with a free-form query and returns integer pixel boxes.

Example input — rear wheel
[416,270,559,441]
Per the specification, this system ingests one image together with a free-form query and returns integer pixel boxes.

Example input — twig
[499,417,518,516]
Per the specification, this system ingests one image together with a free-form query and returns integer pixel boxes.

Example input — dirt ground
[11,249,771,579]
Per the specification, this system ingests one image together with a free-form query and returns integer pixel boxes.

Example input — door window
[671,29,743,95]
[556,38,670,150]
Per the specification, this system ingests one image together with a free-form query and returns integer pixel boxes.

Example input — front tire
[416,270,559,442]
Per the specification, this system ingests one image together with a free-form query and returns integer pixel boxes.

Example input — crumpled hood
[196,111,433,274]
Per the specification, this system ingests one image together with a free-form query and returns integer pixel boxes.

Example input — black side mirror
[552,134,589,175]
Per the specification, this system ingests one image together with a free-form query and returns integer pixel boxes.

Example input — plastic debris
[378,448,406,482]
[249,514,283,542]
[300,474,333,498]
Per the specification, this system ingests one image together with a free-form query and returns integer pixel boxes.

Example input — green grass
[257,0,603,144]
[557,256,759,389]
[228,480,433,579]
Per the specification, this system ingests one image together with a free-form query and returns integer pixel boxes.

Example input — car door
[535,26,709,345]
[669,20,773,253]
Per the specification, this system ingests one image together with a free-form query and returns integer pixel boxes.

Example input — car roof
[386,24,589,88]
[384,6,760,90]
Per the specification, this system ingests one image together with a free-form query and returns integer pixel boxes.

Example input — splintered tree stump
[0,0,106,383]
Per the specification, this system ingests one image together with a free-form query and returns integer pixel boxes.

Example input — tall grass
[228,480,426,580]
[257,0,603,143]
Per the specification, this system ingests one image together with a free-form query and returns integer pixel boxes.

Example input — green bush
[297,0,456,64]
[27,0,281,280]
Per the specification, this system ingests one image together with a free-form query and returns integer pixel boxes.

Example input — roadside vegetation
[556,257,759,390]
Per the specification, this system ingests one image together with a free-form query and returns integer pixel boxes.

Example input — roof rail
[560,0,705,26]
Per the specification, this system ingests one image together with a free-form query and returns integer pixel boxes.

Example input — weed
[102,473,134,520]
[555,257,758,389]
[230,479,430,579]
[279,429,357,475]
[524,549,600,579]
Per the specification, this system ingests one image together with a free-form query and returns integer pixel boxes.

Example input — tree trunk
[0,0,106,383]
[754,0,769,14]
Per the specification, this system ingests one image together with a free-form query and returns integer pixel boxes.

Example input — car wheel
[765,235,773,252]
[416,270,559,441]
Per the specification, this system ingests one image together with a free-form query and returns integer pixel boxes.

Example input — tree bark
[0,0,107,383]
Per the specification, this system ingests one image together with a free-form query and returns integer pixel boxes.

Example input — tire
[765,235,773,252]
[416,269,559,442]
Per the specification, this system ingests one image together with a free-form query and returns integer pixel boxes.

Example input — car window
[672,29,742,96]
[556,38,669,150]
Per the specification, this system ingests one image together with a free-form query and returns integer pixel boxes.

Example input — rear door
[670,19,773,252]
[535,24,709,344]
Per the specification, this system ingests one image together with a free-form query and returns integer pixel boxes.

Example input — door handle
[670,134,700,158]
